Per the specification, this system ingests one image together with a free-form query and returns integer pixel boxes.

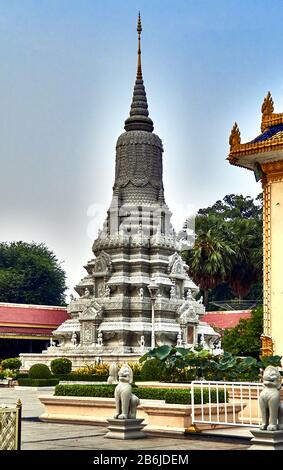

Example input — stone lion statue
[114,364,140,420]
[259,366,283,431]
[107,362,118,384]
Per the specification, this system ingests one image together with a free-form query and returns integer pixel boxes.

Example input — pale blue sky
[1,0,282,295]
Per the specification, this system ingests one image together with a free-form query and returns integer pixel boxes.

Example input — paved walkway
[0,388,250,450]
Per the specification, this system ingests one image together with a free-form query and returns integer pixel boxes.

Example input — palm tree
[185,229,235,307]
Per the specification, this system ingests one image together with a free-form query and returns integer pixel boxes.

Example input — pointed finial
[137,11,142,34]
[124,13,154,132]
[137,12,142,80]
[261,91,274,117]
[229,122,241,149]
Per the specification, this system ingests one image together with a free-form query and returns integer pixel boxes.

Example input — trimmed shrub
[164,388,226,404]
[50,358,72,375]
[1,358,22,371]
[15,372,29,379]
[135,387,170,401]
[17,378,59,387]
[0,372,4,380]
[58,373,108,382]
[28,364,51,379]
[164,389,190,404]
[55,384,116,397]
[140,358,165,381]
[54,384,227,404]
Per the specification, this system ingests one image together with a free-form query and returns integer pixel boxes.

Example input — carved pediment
[168,252,187,277]
[93,251,112,276]
[80,300,103,321]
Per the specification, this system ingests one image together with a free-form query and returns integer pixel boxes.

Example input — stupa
[20,15,218,369]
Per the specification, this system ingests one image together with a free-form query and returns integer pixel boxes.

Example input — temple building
[0,303,69,358]
[20,15,218,369]
[228,92,283,357]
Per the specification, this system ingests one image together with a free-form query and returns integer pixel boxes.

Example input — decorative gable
[93,251,112,277]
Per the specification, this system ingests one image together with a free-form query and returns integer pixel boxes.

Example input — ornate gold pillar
[261,175,273,355]
[261,161,283,356]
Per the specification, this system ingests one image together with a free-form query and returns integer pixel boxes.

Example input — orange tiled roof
[203,310,251,329]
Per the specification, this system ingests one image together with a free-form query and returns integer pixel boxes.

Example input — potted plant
[3,368,17,386]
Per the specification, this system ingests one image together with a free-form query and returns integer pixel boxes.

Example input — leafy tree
[0,241,66,305]
[222,307,263,358]
[198,194,262,221]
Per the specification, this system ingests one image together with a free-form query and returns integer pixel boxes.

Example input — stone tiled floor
[1,388,249,451]
[21,421,249,450]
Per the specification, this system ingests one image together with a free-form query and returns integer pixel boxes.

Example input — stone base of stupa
[249,429,283,450]
[105,418,146,440]
[19,350,143,370]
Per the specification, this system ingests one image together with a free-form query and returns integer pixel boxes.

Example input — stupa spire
[124,13,154,132]
[137,12,142,80]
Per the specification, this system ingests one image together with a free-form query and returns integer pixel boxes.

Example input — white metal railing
[191,380,261,428]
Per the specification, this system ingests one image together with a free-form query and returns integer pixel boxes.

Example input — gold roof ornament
[262,91,274,116]
[227,92,283,170]
[229,122,241,150]
[261,91,274,132]
[261,91,283,133]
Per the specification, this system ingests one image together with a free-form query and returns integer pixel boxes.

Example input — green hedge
[164,388,227,404]
[55,384,116,397]
[15,373,108,381]
[15,372,29,379]
[16,373,109,382]
[58,374,108,382]
[54,384,227,404]
[0,372,5,380]
[18,378,59,387]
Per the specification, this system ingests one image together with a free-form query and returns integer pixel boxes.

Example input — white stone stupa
[20,15,219,369]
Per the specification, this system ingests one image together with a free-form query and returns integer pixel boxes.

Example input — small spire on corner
[229,122,241,150]
[261,91,274,132]
[261,91,274,117]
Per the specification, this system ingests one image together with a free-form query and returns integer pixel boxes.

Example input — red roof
[0,303,69,337]
[0,303,69,326]
[0,326,54,336]
[203,310,251,330]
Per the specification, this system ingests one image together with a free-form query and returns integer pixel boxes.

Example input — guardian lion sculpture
[107,362,118,384]
[114,364,139,419]
[259,366,283,431]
